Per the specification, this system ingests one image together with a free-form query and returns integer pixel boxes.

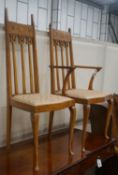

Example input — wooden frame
[49,26,113,152]
[5,9,76,171]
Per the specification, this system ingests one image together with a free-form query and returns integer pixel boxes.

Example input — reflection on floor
[0,130,115,175]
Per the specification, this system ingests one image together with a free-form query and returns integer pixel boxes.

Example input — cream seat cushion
[12,93,73,106]
[65,89,110,100]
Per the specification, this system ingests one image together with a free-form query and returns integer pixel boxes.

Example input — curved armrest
[62,65,102,95]
[49,65,102,94]
[74,65,102,71]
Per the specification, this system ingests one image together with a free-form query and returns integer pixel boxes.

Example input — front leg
[32,113,39,171]
[69,106,76,155]
[81,104,91,152]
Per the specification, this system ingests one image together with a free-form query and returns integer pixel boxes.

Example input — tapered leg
[32,113,39,171]
[48,111,54,139]
[7,105,12,150]
[105,99,113,139]
[81,104,91,152]
[69,106,76,155]
[30,112,35,137]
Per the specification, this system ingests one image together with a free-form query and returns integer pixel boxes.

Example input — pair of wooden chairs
[5,9,113,171]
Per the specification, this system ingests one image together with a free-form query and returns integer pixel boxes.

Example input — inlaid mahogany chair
[49,27,113,152]
[5,9,76,171]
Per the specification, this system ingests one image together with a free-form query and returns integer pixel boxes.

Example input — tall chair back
[5,8,39,104]
[49,27,76,94]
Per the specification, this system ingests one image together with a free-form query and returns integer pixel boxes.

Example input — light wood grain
[49,27,113,152]
[5,9,75,171]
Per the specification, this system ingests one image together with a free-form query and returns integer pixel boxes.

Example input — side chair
[5,9,76,171]
[49,26,113,152]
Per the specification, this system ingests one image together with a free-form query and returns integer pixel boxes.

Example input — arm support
[49,65,102,94]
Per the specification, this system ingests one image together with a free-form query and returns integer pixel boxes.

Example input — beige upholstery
[56,89,111,100]
[12,93,73,106]
[65,89,110,100]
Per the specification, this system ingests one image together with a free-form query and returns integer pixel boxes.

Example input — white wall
[0,26,118,147]
[103,44,118,93]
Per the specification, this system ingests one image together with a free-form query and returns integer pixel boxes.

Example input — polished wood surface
[5,8,76,171]
[112,94,118,153]
[49,27,113,151]
[0,130,116,175]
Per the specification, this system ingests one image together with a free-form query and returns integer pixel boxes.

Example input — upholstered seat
[12,94,73,106]
[57,89,111,99]
[56,89,112,103]
[65,89,112,102]
[11,94,74,112]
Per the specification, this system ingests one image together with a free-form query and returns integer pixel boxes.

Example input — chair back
[5,8,39,102]
[49,27,76,94]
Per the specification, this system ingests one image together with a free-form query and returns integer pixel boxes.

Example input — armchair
[49,27,113,152]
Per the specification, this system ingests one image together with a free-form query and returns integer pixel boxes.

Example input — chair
[5,9,76,171]
[49,27,113,152]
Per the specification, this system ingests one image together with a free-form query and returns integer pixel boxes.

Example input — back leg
[48,111,54,139]
[105,99,113,139]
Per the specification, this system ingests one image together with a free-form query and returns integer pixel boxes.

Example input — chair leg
[69,106,76,155]
[81,104,91,152]
[30,113,35,137]
[6,105,12,150]
[32,113,39,171]
[48,111,54,139]
[105,99,113,139]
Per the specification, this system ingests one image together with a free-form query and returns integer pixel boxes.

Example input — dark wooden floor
[0,130,116,175]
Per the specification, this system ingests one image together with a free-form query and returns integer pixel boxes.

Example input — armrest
[74,65,102,72]
[62,65,102,94]
[74,65,102,90]
[49,65,102,71]
[49,65,74,69]
[49,65,102,94]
